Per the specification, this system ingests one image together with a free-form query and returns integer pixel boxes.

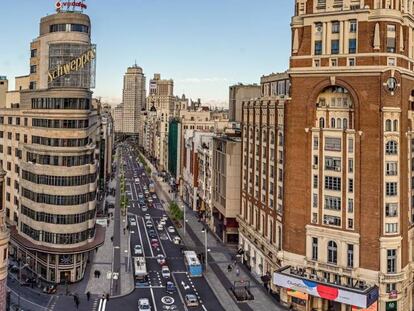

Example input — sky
[0,0,293,107]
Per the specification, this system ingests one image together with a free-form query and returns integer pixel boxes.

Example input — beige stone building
[229,83,261,123]
[0,11,104,283]
[0,169,9,311]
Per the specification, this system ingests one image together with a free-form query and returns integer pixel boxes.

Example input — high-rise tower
[273,1,414,310]
[0,7,104,283]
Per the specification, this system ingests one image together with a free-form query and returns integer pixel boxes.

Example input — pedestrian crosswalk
[96,298,107,311]
[91,298,100,311]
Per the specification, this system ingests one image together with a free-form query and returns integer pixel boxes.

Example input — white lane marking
[101,298,107,311]
[135,214,145,257]
[97,298,103,311]
[150,287,158,311]
[171,272,189,311]
[142,216,154,257]
[202,305,208,311]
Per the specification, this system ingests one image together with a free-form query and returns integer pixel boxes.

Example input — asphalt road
[106,143,224,311]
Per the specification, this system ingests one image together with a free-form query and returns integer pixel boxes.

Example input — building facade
[0,169,8,311]
[229,83,261,123]
[1,11,104,284]
[273,1,414,310]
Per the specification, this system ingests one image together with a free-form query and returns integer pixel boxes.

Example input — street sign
[112,272,119,280]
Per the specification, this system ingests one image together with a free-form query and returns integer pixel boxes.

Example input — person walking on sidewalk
[86,291,91,301]
[236,267,240,277]
[227,264,232,272]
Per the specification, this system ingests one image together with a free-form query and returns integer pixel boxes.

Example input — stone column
[0,169,9,311]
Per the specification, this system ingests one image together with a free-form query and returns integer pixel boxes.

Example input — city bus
[183,251,202,277]
[133,256,148,286]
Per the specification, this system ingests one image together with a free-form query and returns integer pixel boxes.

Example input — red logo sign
[56,1,87,10]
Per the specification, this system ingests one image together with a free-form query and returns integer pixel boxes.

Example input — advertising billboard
[274,272,378,308]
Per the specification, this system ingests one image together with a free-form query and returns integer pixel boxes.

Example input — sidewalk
[140,152,286,311]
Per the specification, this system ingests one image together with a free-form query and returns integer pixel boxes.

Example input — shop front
[274,266,379,311]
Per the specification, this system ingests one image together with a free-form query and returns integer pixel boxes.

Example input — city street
[106,144,224,311]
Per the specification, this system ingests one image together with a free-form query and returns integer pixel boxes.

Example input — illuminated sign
[56,1,87,11]
[48,48,96,83]
[273,272,378,309]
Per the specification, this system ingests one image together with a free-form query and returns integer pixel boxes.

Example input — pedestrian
[236,267,240,277]
[111,236,113,242]
[86,291,91,301]
[74,295,80,309]
[227,264,232,272]
[106,293,110,300]
[123,228,126,235]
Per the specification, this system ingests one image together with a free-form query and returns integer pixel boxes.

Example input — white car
[157,223,164,231]
[144,214,151,221]
[167,226,175,233]
[156,254,166,265]
[161,266,170,278]
[152,194,157,199]
[162,214,168,221]
[145,220,153,228]
[173,236,181,245]
[134,245,143,255]
[160,219,166,226]
[129,218,137,227]
[138,298,151,310]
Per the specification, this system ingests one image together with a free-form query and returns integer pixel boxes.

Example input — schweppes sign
[48,48,96,82]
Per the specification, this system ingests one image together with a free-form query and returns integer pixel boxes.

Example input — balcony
[379,271,406,283]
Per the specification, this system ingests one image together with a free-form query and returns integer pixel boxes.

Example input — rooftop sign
[56,1,87,12]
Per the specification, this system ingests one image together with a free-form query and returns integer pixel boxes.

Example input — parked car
[138,298,151,311]
[134,244,143,255]
[161,266,170,278]
[130,218,137,227]
[185,294,199,307]
[156,254,166,265]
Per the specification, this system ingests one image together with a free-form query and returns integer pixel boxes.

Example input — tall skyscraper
[271,0,412,310]
[121,65,146,135]
[0,8,104,283]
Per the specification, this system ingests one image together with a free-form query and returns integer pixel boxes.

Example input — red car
[151,239,159,248]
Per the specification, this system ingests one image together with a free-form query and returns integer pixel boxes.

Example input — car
[142,205,148,212]
[138,194,144,199]
[161,266,170,278]
[138,298,151,311]
[145,220,153,228]
[185,294,199,307]
[135,178,140,183]
[173,236,181,245]
[156,254,166,265]
[134,244,143,255]
[157,223,164,231]
[147,198,153,204]
[144,214,151,221]
[148,229,156,238]
[160,219,166,226]
[162,214,168,221]
[130,218,137,227]
[166,281,176,294]
[167,226,175,233]
[152,194,157,199]
[151,241,159,248]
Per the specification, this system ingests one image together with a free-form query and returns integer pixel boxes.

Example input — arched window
[327,241,337,264]
[393,120,398,132]
[319,117,325,128]
[337,118,342,129]
[385,140,398,155]
[385,119,392,132]
[331,118,336,128]
[263,130,267,143]
[255,128,260,140]
[278,133,283,146]
[343,118,348,129]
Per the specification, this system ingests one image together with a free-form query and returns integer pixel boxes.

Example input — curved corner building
[0,10,104,283]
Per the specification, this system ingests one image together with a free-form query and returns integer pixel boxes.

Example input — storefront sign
[287,289,309,300]
[48,48,96,82]
[352,301,378,311]
[273,272,378,308]
[56,1,87,11]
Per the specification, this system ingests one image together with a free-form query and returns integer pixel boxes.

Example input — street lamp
[201,226,208,272]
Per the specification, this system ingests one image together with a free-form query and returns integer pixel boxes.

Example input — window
[327,241,338,264]
[386,223,398,233]
[387,249,397,273]
[386,162,397,176]
[347,244,354,268]
[386,182,397,196]
[314,59,321,67]
[324,215,341,226]
[387,25,396,53]
[348,218,354,229]
[330,58,338,66]
[348,199,354,213]
[386,203,398,217]
[385,141,398,155]
[314,136,319,149]
[348,138,354,153]
[348,158,353,173]
[30,65,37,74]
[385,119,392,131]
[312,238,318,260]
[331,40,340,54]
[319,117,325,128]
[349,20,357,33]
[325,157,341,171]
[348,39,357,54]
[31,49,37,57]
[348,58,355,66]
[325,137,341,151]
[325,176,341,191]
[315,40,322,55]
[386,283,396,293]
[388,57,396,66]
[348,179,353,193]
[313,193,318,208]
[324,195,341,210]
[393,120,398,131]
[332,21,340,33]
